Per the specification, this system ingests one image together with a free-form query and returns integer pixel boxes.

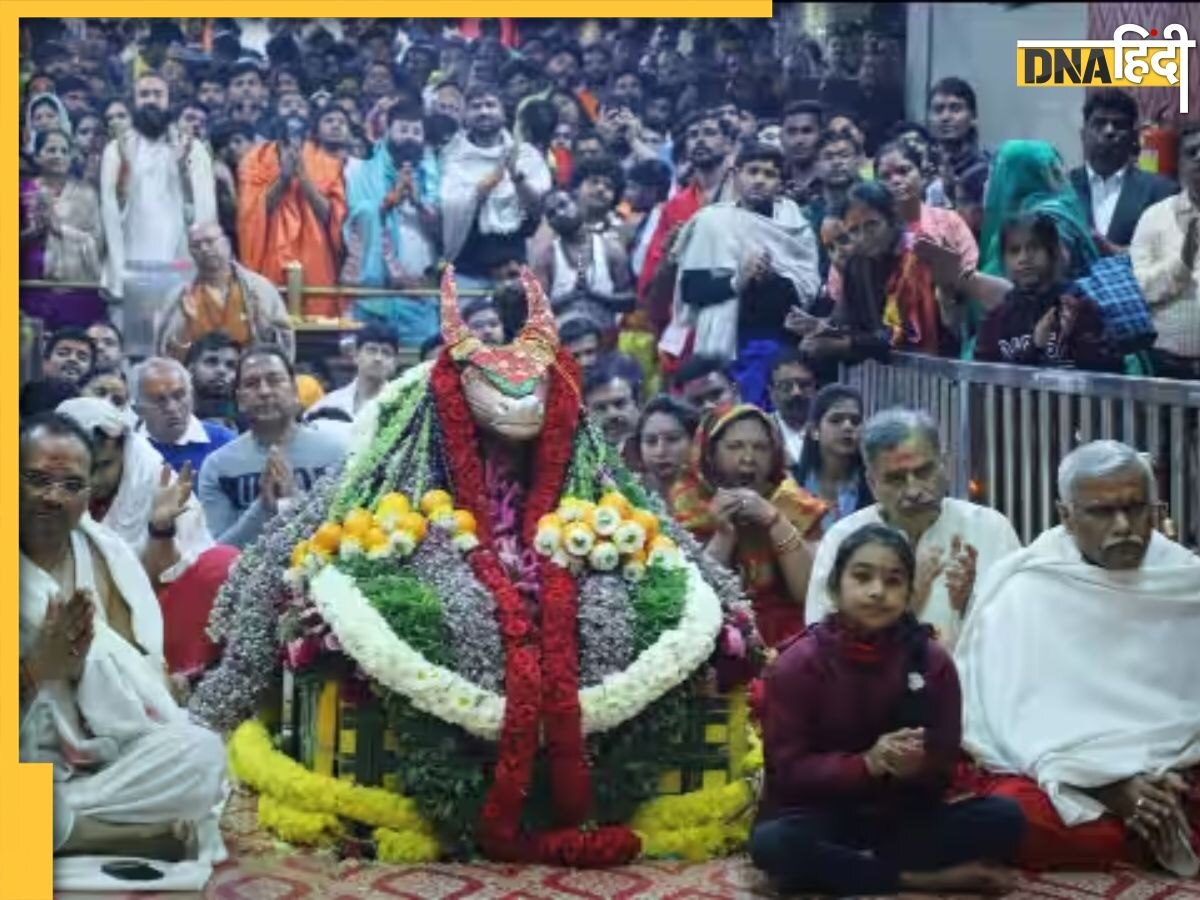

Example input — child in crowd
[975,212,1120,371]
[751,523,1025,895]
[816,213,854,313]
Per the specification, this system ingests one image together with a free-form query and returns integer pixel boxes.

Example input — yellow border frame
[4,4,769,897]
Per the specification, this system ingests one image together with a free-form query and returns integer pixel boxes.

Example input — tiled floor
[57,791,1200,899]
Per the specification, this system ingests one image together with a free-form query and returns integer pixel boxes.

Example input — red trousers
[157,545,239,676]
[968,770,1200,871]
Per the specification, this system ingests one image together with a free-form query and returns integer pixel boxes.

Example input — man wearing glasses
[18,412,226,863]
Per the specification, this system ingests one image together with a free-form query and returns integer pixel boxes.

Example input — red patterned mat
[58,790,1200,900]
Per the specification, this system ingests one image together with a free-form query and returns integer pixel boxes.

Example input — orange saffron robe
[237,141,347,318]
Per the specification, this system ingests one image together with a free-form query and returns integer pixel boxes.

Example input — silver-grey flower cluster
[408,528,504,692]
[576,572,635,687]
[661,516,761,648]
[189,467,344,732]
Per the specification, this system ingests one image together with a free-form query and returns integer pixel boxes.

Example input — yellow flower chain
[257,794,341,846]
[372,825,441,864]
[228,720,440,858]
[230,702,765,863]
[629,736,764,861]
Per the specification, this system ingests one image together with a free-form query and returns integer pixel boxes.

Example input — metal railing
[20,263,488,324]
[842,354,1200,547]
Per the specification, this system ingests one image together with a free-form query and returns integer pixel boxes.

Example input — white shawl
[438,129,551,262]
[669,199,820,361]
[58,397,213,583]
[956,526,1200,828]
[19,517,183,775]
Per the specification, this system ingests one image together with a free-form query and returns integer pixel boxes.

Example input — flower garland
[228,720,441,863]
[431,347,641,867]
[230,716,765,865]
[342,361,433,478]
[309,551,723,740]
[228,720,434,833]
[534,492,681,581]
[630,736,764,862]
[257,794,341,846]
[190,469,346,732]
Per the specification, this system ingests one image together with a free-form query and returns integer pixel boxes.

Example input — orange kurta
[237,141,347,318]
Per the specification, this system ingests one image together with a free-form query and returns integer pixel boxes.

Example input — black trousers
[749,797,1025,896]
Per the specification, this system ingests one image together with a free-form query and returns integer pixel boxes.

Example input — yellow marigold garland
[228,720,440,855]
[629,735,764,861]
[372,826,441,863]
[257,794,342,846]
[230,706,765,863]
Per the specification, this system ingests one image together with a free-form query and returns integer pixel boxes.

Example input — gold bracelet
[774,527,804,555]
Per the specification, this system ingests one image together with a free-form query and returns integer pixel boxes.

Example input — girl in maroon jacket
[750,523,1025,895]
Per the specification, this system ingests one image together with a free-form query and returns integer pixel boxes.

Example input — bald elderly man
[957,441,1200,876]
[157,221,294,362]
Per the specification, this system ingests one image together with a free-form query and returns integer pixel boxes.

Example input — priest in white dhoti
[955,441,1200,876]
[806,408,1022,647]
[100,72,215,354]
[18,412,226,871]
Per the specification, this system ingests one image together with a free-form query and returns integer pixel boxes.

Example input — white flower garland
[310,558,723,741]
[346,360,434,467]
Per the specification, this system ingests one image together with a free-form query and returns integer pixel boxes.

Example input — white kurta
[19,517,225,850]
[99,129,216,298]
[956,526,1200,832]
[805,498,1023,647]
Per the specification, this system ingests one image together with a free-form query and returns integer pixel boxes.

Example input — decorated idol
[192,268,762,866]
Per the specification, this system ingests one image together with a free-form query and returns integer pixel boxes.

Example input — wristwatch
[148,520,177,540]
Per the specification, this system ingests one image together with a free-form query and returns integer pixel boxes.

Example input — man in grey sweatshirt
[197,345,348,548]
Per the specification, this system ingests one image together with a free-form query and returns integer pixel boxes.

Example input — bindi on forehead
[879,440,933,470]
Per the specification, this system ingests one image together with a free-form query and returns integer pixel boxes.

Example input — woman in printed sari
[19,128,106,330]
[670,403,828,647]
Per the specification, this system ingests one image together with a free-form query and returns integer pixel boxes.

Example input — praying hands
[915,536,978,614]
[28,589,95,684]
[259,447,297,514]
[865,727,927,780]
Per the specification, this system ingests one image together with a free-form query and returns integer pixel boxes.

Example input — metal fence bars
[842,354,1200,548]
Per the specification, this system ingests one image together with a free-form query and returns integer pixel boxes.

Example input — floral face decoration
[440,265,557,442]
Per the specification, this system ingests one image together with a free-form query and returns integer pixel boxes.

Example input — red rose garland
[431,349,641,866]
